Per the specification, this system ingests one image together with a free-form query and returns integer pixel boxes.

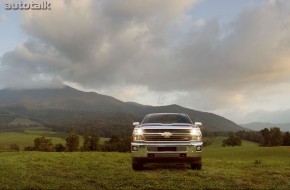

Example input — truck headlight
[132,128,143,141]
[136,128,142,135]
[190,129,202,141]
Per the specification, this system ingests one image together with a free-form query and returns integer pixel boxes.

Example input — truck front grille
[143,129,191,133]
[142,129,192,141]
[143,135,192,141]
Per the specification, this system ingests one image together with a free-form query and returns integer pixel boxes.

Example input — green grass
[0,131,65,151]
[0,137,289,189]
[0,127,109,151]
[0,127,67,151]
[206,136,258,148]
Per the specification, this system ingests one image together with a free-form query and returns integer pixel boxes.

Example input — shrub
[222,135,241,147]
[24,146,34,151]
[55,143,66,152]
[82,133,101,152]
[65,131,79,152]
[102,134,131,152]
[33,136,55,152]
[10,143,20,151]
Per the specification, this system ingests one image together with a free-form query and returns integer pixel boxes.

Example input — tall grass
[0,137,289,189]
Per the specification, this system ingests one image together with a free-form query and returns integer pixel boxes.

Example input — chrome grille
[143,129,191,133]
[143,128,192,141]
[143,135,192,141]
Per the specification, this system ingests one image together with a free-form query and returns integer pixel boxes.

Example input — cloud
[242,109,290,124]
[0,15,4,22]
[0,39,68,89]
[168,1,290,110]
[2,0,198,89]
[1,0,290,122]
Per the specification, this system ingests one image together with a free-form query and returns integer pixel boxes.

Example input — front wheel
[132,163,143,170]
[191,163,202,170]
[191,157,202,170]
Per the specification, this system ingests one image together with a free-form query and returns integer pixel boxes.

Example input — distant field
[0,127,109,151]
[0,131,65,151]
[0,137,289,189]
[9,118,42,126]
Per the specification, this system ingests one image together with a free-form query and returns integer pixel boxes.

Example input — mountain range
[0,85,245,133]
[241,122,290,132]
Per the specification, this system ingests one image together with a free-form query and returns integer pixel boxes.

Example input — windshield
[142,114,192,124]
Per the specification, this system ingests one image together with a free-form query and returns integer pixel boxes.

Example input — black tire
[132,163,143,170]
[191,163,202,170]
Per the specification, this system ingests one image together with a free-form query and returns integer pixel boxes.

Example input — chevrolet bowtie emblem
[162,132,173,138]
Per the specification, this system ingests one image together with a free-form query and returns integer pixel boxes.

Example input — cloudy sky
[1,0,290,124]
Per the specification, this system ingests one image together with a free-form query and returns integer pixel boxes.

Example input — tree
[55,143,66,152]
[260,128,271,146]
[120,136,131,152]
[109,133,121,144]
[103,133,121,152]
[260,127,283,147]
[236,130,260,143]
[65,131,79,152]
[33,136,55,152]
[90,133,100,151]
[102,134,131,152]
[81,130,100,151]
[270,127,283,146]
[222,135,241,147]
[82,131,91,151]
[283,132,290,146]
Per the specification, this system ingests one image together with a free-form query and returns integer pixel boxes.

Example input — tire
[132,163,143,170]
[191,157,202,170]
[191,163,202,170]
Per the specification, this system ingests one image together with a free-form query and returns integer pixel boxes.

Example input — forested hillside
[0,86,245,136]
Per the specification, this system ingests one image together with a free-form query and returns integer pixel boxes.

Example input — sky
[1,0,290,124]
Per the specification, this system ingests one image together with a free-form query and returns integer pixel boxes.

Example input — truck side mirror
[194,122,202,127]
[133,122,140,126]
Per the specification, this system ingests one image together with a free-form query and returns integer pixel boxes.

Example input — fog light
[196,146,202,151]
[132,146,138,151]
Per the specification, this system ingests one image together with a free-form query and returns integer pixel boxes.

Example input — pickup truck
[131,113,203,170]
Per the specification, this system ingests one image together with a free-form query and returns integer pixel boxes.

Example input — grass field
[0,137,289,189]
[0,127,66,151]
[0,127,109,151]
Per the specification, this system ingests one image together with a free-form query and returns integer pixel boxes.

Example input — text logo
[5,1,52,11]
[162,132,173,138]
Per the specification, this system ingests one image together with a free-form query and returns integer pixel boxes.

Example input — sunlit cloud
[1,0,290,123]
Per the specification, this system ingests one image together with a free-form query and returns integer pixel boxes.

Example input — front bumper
[131,141,203,164]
